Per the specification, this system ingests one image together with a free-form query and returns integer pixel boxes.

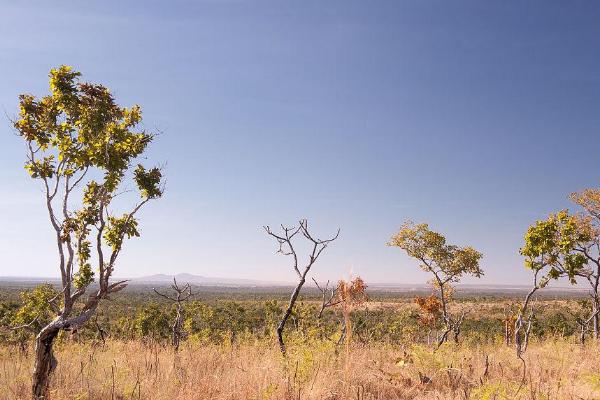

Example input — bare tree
[567,296,600,345]
[312,278,342,319]
[264,219,339,355]
[153,278,194,351]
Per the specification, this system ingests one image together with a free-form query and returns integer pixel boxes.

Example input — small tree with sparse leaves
[13,66,164,399]
[516,210,589,357]
[388,221,483,347]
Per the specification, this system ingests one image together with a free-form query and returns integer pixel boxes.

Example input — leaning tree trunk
[276,277,305,355]
[593,278,600,340]
[593,299,599,340]
[32,325,60,399]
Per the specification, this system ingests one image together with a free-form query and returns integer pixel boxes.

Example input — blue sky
[0,1,599,284]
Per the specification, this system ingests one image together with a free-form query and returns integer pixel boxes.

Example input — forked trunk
[32,326,59,399]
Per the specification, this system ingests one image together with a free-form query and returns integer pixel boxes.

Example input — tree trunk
[515,286,537,357]
[277,277,305,355]
[593,288,599,340]
[453,324,460,344]
[32,326,59,399]
[593,304,599,340]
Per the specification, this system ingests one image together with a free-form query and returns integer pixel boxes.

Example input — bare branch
[7,316,39,332]
[265,219,340,354]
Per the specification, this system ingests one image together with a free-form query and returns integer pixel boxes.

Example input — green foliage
[13,65,164,295]
[388,221,484,282]
[13,284,59,328]
[134,164,163,199]
[521,210,590,286]
[73,263,94,289]
[133,303,171,340]
[4,284,60,344]
[104,215,140,251]
[0,287,594,348]
[15,66,153,178]
[535,312,575,337]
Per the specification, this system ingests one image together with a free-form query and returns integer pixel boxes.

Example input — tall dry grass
[1,338,599,399]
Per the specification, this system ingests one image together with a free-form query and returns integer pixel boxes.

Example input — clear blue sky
[1,1,599,284]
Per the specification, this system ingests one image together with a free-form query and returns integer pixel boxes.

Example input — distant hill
[131,273,291,287]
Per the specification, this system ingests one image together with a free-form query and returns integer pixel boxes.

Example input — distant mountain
[131,273,291,287]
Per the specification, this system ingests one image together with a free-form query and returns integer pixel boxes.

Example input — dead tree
[568,296,600,345]
[312,278,342,319]
[264,219,339,355]
[153,278,194,351]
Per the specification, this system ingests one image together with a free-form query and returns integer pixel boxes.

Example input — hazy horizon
[1,1,599,285]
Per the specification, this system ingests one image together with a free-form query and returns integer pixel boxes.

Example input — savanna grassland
[2,283,600,400]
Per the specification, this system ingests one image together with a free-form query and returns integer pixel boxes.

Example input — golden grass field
[2,338,600,400]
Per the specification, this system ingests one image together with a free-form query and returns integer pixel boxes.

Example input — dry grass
[1,338,600,400]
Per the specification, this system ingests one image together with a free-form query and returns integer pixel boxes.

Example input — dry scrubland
[10,66,600,400]
[2,339,600,400]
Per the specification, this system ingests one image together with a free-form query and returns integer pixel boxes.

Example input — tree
[388,221,483,347]
[153,278,195,351]
[2,284,58,353]
[133,303,172,341]
[13,65,164,399]
[264,219,339,354]
[570,189,600,339]
[337,276,368,348]
[516,210,587,357]
[414,294,442,346]
[312,278,342,319]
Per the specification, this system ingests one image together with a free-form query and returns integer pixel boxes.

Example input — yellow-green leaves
[14,65,159,203]
[104,215,140,251]
[388,222,447,262]
[12,284,59,335]
[24,156,55,178]
[49,65,80,105]
[14,66,164,299]
[134,164,163,199]
[388,221,483,281]
[452,247,483,278]
[521,210,589,284]
[73,263,94,290]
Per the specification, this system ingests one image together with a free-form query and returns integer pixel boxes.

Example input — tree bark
[277,278,305,355]
[515,286,537,357]
[593,275,599,340]
[32,325,59,399]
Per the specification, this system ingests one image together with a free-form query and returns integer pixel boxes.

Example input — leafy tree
[133,303,172,341]
[570,189,600,339]
[515,210,588,356]
[13,65,163,399]
[388,221,483,347]
[11,285,59,343]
